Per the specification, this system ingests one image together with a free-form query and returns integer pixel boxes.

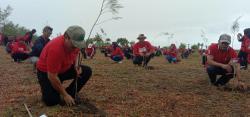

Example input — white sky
[1,0,250,49]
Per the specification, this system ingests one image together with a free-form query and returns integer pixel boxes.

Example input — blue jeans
[111,55,123,62]
[166,55,177,63]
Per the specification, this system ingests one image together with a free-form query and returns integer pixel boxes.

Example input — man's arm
[47,72,75,106]
[207,55,232,72]
[229,59,241,81]
[206,55,224,67]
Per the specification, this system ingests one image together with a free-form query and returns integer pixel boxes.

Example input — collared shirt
[207,43,237,64]
[37,36,79,74]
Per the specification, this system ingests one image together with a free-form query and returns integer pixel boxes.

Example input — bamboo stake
[24,103,33,117]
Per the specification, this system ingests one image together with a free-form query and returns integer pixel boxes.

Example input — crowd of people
[1,26,250,107]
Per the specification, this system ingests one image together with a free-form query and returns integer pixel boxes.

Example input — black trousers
[133,54,154,66]
[206,66,234,86]
[37,65,92,106]
[11,53,29,62]
[238,50,248,68]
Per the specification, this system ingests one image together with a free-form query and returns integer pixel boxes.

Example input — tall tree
[87,0,123,40]
[0,5,13,32]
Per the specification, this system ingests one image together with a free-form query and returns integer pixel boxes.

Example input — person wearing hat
[36,25,92,106]
[132,34,155,68]
[206,34,243,87]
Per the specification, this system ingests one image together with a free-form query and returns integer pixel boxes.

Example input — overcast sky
[1,0,250,49]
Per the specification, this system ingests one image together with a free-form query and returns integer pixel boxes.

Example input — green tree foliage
[0,5,13,32]
[191,44,198,50]
[179,43,186,49]
[0,5,12,24]
[3,21,29,36]
[116,37,129,47]
[86,38,94,45]
[93,33,104,47]
[0,5,36,39]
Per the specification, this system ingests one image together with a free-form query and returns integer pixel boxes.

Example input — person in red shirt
[237,28,250,70]
[36,25,92,106]
[133,34,155,68]
[10,40,29,62]
[164,44,178,64]
[109,42,124,63]
[21,29,36,46]
[206,34,242,87]
[85,43,95,59]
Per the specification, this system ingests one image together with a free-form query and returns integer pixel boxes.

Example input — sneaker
[118,61,122,64]
[240,66,247,70]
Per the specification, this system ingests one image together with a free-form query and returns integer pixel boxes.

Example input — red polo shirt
[207,43,237,64]
[133,41,154,56]
[37,36,79,74]
[111,47,124,58]
[11,42,28,54]
[85,47,95,56]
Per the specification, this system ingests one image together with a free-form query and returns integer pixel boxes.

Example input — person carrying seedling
[206,34,246,89]
[237,28,250,70]
[36,25,92,106]
[132,34,155,69]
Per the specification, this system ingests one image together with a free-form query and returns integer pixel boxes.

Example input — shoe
[240,66,247,70]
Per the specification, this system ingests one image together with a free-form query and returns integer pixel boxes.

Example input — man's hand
[63,94,75,106]
[237,33,242,40]
[236,80,247,91]
[145,52,151,57]
[221,64,232,73]
[75,66,82,77]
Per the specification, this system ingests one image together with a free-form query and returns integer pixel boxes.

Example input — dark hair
[244,28,250,38]
[31,29,36,33]
[43,26,53,32]
[112,42,118,49]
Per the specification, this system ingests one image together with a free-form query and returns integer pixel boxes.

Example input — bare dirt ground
[0,46,250,117]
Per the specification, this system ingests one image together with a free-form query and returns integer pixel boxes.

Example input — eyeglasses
[221,42,229,45]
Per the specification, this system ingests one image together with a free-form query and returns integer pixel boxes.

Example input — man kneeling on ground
[36,25,92,106]
[132,34,155,68]
[206,34,243,87]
